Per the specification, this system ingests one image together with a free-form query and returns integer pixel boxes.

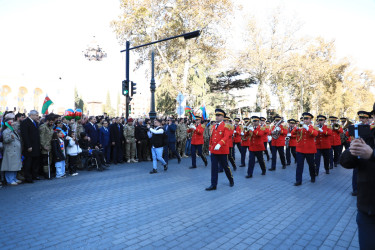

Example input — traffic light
[131,81,137,96]
[122,80,129,96]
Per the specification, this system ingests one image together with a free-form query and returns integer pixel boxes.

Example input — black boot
[202,155,208,167]
[164,164,168,171]
[150,169,157,174]
[205,185,216,191]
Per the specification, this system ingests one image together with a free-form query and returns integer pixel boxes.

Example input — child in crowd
[51,128,66,178]
[66,131,81,176]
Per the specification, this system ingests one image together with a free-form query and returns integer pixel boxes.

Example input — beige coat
[1,128,22,172]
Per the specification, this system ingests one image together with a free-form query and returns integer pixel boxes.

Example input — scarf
[5,122,14,132]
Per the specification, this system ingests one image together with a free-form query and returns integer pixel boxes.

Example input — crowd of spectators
[0,110,201,187]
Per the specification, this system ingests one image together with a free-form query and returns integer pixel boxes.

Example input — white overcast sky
[0,0,374,108]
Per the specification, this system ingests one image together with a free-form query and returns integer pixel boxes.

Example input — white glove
[319,128,323,132]
[275,127,281,131]
[190,125,196,130]
[209,151,211,156]
[241,132,244,136]
[214,144,221,150]
[249,126,254,131]
[303,124,309,131]
[233,131,237,134]
[287,133,291,137]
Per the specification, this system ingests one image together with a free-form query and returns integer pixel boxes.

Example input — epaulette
[283,125,288,129]
[239,125,243,130]
[225,124,231,129]
[201,124,206,129]
[260,126,265,131]
[313,126,320,131]
[371,125,375,130]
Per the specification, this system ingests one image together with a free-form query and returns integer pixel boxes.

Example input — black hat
[260,117,266,121]
[266,120,271,124]
[243,118,250,121]
[300,116,303,121]
[329,116,338,120]
[340,117,347,121]
[224,116,230,121]
[273,115,281,121]
[287,119,297,124]
[234,118,240,122]
[357,111,370,118]
[317,115,327,120]
[195,116,202,120]
[251,116,260,121]
[215,108,225,117]
[302,112,314,119]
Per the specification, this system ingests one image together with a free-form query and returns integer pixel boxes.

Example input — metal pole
[149,50,157,120]
[126,41,130,119]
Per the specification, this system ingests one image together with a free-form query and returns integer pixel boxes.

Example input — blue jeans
[357,210,375,249]
[185,139,191,156]
[5,171,18,184]
[151,147,167,170]
[55,161,66,178]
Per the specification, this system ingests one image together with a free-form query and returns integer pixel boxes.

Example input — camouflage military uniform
[124,124,137,162]
[39,123,54,177]
[177,123,188,157]
[76,123,85,139]
[203,124,210,156]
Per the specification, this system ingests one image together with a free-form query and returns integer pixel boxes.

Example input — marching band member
[223,117,236,171]
[187,116,208,169]
[314,115,332,175]
[292,112,318,186]
[286,119,297,165]
[206,109,234,191]
[246,116,267,178]
[340,117,351,150]
[329,116,343,168]
[269,115,287,171]
[239,118,251,167]
[260,117,270,161]
[232,118,242,164]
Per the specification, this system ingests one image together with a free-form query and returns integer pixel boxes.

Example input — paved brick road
[0,153,359,249]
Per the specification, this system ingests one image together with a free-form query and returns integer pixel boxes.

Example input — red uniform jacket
[315,125,332,149]
[292,125,318,154]
[233,124,242,143]
[228,125,234,148]
[187,123,205,145]
[331,127,343,146]
[262,125,270,143]
[345,130,351,143]
[241,130,251,147]
[271,125,287,147]
[249,126,266,151]
[287,126,297,147]
[209,122,231,154]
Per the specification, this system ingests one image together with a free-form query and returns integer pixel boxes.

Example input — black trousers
[112,144,123,164]
[211,154,233,187]
[357,210,375,249]
[271,146,286,169]
[315,149,330,174]
[163,142,181,163]
[68,155,78,174]
[232,142,241,160]
[263,142,270,159]
[137,139,148,161]
[286,146,296,164]
[24,156,40,181]
[228,147,236,169]
[332,145,341,165]
[248,150,266,176]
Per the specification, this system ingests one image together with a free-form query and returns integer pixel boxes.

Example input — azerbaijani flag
[184,106,196,120]
[41,95,53,115]
[199,105,208,120]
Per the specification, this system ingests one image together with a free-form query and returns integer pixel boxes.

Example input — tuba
[271,119,284,139]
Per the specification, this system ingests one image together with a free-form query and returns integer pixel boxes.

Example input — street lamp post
[121,30,200,120]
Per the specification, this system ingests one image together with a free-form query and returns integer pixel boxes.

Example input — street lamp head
[183,30,201,40]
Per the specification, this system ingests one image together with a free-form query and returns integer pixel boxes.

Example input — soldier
[269,115,287,171]
[340,117,351,150]
[232,118,242,162]
[205,109,234,191]
[260,117,270,161]
[223,117,236,171]
[286,119,297,165]
[176,119,188,158]
[314,115,332,175]
[75,119,85,140]
[187,116,208,169]
[239,118,250,167]
[329,116,343,168]
[245,116,266,178]
[39,114,55,179]
[203,120,211,156]
[124,118,137,163]
[292,112,318,186]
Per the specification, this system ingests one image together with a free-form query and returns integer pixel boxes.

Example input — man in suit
[84,116,100,148]
[99,120,111,163]
[163,118,181,164]
[110,117,124,164]
[20,110,41,183]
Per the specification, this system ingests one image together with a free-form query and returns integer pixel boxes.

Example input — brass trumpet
[332,123,340,130]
